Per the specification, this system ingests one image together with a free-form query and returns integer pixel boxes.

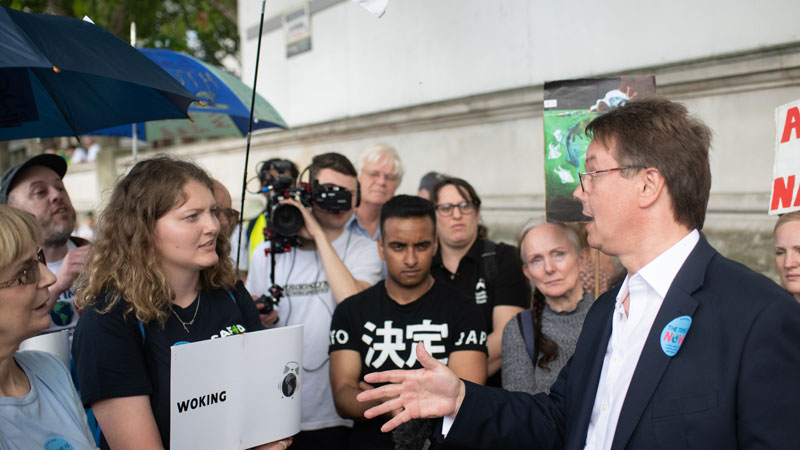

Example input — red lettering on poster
[771,176,796,211]
[781,107,800,143]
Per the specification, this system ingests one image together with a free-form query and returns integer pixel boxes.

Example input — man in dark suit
[357,97,800,449]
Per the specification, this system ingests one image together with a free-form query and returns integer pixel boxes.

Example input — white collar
[616,229,700,303]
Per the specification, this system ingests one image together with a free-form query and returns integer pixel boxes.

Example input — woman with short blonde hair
[773,210,800,302]
[0,205,97,449]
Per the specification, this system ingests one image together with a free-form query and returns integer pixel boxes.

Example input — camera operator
[246,152,383,450]
[231,158,299,279]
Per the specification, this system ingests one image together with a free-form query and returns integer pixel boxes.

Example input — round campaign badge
[44,437,74,450]
[660,315,692,357]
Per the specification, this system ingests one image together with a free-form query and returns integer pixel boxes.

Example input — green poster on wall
[543,76,656,222]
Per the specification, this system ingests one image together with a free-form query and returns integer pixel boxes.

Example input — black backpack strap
[479,239,498,291]
[516,309,537,363]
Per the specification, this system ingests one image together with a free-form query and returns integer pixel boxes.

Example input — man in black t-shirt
[330,195,487,450]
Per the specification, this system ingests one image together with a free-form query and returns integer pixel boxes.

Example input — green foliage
[2,0,238,67]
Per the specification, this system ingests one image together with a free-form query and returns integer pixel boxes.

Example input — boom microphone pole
[236,0,268,272]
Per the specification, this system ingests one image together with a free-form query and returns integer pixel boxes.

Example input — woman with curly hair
[72,156,288,450]
[501,219,595,395]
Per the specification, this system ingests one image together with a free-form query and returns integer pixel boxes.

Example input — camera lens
[269,203,304,236]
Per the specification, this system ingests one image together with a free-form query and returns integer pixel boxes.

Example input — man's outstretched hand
[356,342,466,432]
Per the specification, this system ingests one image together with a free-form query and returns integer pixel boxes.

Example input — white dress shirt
[583,229,699,450]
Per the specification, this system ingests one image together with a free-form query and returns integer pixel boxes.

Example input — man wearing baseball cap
[1,154,90,335]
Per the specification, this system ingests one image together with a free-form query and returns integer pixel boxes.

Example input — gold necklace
[171,293,201,334]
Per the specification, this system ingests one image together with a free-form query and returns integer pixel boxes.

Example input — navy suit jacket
[444,236,800,450]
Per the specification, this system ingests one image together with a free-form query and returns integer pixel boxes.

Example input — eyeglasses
[0,249,46,289]
[434,201,477,216]
[364,169,399,183]
[577,167,644,192]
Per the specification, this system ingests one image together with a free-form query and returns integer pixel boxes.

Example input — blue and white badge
[44,437,74,450]
[660,315,692,357]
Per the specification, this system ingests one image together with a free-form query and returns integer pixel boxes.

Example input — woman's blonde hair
[75,155,236,325]
[774,210,800,236]
[0,205,41,270]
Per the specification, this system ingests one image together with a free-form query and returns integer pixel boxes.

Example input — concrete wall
[238,0,800,126]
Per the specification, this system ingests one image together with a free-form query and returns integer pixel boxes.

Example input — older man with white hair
[348,143,403,241]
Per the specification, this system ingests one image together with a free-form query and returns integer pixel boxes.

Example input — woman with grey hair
[501,219,595,395]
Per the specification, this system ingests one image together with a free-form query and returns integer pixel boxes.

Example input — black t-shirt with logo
[73,282,263,449]
[431,239,529,386]
[329,280,487,450]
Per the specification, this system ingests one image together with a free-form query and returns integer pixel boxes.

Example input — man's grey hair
[357,143,404,183]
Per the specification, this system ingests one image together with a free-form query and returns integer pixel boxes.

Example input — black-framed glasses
[0,249,46,289]
[435,201,477,216]
[577,167,645,192]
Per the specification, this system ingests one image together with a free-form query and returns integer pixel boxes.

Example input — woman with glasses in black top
[429,177,529,387]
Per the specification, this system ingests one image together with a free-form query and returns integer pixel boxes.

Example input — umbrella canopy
[0,6,196,141]
[91,48,288,141]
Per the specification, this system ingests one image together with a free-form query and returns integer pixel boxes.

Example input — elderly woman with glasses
[429,177,529,387]
[0,205,97,449]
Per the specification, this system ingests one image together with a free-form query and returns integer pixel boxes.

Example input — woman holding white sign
[0,205,98,449]
[72,156,291,450]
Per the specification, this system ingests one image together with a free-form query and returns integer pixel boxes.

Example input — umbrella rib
[29,68,81,139]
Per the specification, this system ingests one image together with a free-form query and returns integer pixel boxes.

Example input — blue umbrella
[0,6,196,141]
[91,48,288,141]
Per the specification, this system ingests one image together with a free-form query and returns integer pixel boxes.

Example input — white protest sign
[171,325,303,449]
[769,98,800,215]
[18,329,71,368]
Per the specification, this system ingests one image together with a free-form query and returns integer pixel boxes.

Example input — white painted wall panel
[238,0,800,126]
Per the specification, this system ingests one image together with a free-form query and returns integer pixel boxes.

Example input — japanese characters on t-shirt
[329,280,487,450]
[330,280,487,372]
